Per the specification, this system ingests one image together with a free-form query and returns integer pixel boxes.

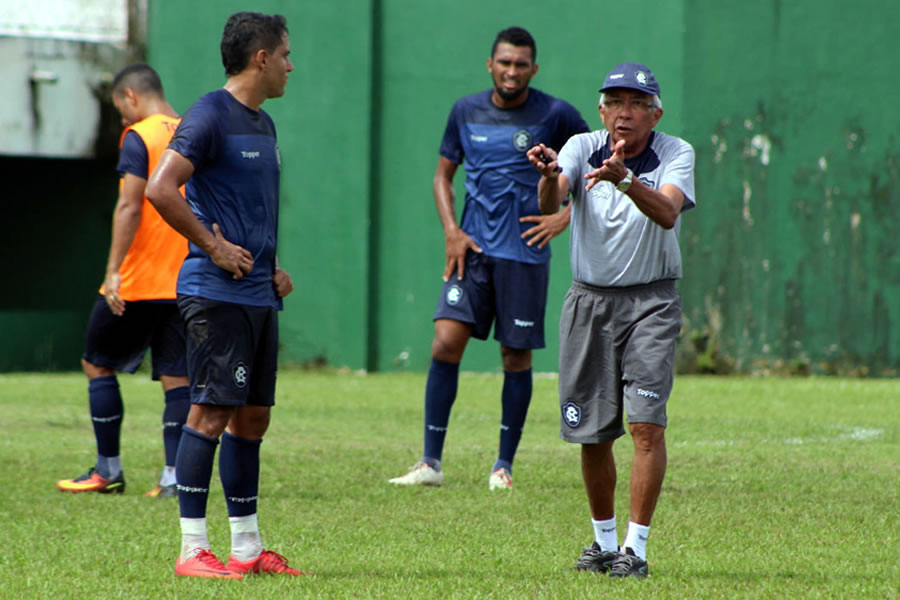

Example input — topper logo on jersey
[562,401,582,428]
[233,361,249,388]
[241,151,260,159]
[636,387,661,400]
[447,285,463,305]
[589,182,613,201]
[512,129,532,152]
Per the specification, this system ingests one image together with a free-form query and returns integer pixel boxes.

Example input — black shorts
[177,295,279,407]
[82,294,187,380]
[433,251,548,350]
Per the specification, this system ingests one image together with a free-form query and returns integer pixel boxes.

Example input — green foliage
[0,371,897,598]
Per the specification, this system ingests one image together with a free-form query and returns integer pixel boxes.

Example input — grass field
[0,370,897,598]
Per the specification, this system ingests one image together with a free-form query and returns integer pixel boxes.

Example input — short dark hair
[111,63,163,97]
[491,26,536,63]
[221,12,289,76]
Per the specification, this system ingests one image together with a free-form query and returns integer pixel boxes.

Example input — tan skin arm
[102,173,146,315]
[146,149,254,279]
[527,144,572,215]
[584,139,684,229]
[434,156,482,281]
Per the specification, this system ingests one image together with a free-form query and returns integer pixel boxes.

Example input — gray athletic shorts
[558,279,681,444]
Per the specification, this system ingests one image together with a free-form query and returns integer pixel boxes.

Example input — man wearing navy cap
[528,62,696,579]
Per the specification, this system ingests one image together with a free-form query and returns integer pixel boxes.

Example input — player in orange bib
[56,63,190,498]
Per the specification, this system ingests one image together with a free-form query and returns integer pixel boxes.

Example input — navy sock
[494,368,533,473]
[89,376,123,470]
[176,426,219,519]
[423,358,459,466]
[219,431,262,517]
[162,386,190,467]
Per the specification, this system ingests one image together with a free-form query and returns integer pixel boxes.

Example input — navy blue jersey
[439,88,589,264]
[168,89,282,308]
[117,131,148,179]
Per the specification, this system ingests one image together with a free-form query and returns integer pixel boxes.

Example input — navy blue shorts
[433,251,548,350]
[82,294,187,380]
[177,295,278,407]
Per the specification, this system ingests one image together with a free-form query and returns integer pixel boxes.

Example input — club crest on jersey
[512,129,533,152]
[447,285,463,305]
[232,361,249,388]
[562,401,583,428]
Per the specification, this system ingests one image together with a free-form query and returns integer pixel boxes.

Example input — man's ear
[254,48,269,70]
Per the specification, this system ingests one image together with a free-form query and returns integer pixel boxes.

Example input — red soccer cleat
[226,549,307,576]
[175,549,243,579]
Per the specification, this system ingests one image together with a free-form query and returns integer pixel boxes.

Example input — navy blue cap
[599,62,661,97]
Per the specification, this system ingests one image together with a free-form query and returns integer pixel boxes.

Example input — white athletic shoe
[388,461,444,486]
[489,467,513,490]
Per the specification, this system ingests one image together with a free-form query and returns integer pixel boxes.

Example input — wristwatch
[616,168,634,192]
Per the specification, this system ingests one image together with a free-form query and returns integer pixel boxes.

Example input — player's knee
[629,422,665,452]
[81,358,114,379]
[431,335,465,362]
[187,405,234,437]
[500,347,532,372]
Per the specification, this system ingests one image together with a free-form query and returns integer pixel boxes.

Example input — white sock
[97,455,122,478]
[180,517,210,562]
[591,516,618,552]
[229,514,263,562]
[622,521,650,560]
[159,466,176,486]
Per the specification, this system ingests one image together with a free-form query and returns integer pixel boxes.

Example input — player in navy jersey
[146,12,301,580]
[389,27,589,490]
[529,62,695,579]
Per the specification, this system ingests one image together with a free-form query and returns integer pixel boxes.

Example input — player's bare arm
[434,156,482,281]
[147,149,254,279]
[103,173,146,316]
[520,204,571,249]
[528,144,570,215]
[584,140,683,229]
[273,258,293,298]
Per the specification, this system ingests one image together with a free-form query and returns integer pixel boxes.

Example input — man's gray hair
[599,92,663,110]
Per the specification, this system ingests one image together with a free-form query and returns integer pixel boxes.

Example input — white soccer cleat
[388,461,444,486]
[489,467,513,490]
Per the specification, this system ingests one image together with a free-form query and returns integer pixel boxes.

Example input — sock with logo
[423,358,459,467]
[176,426,219,519]
[180,517,211,562]
[220,431,261,518]
[494,368,532,473]
[229,514,263,562]
[162,386,190,468]
[592,516,618,552]
[89,375,124,478]
[622,521,650,560]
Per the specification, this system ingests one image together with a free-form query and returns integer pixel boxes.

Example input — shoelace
[258,550,295,574]
[609,553,642,576]
[74,467,99,482]
[194,550,228,570]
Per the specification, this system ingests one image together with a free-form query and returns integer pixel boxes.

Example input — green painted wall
[4,1,899,376]
[371,1,686,373]
[679,0,900,375]
[146,0,374,370]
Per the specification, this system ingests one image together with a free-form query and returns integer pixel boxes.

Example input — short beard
[495,85,526,103]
